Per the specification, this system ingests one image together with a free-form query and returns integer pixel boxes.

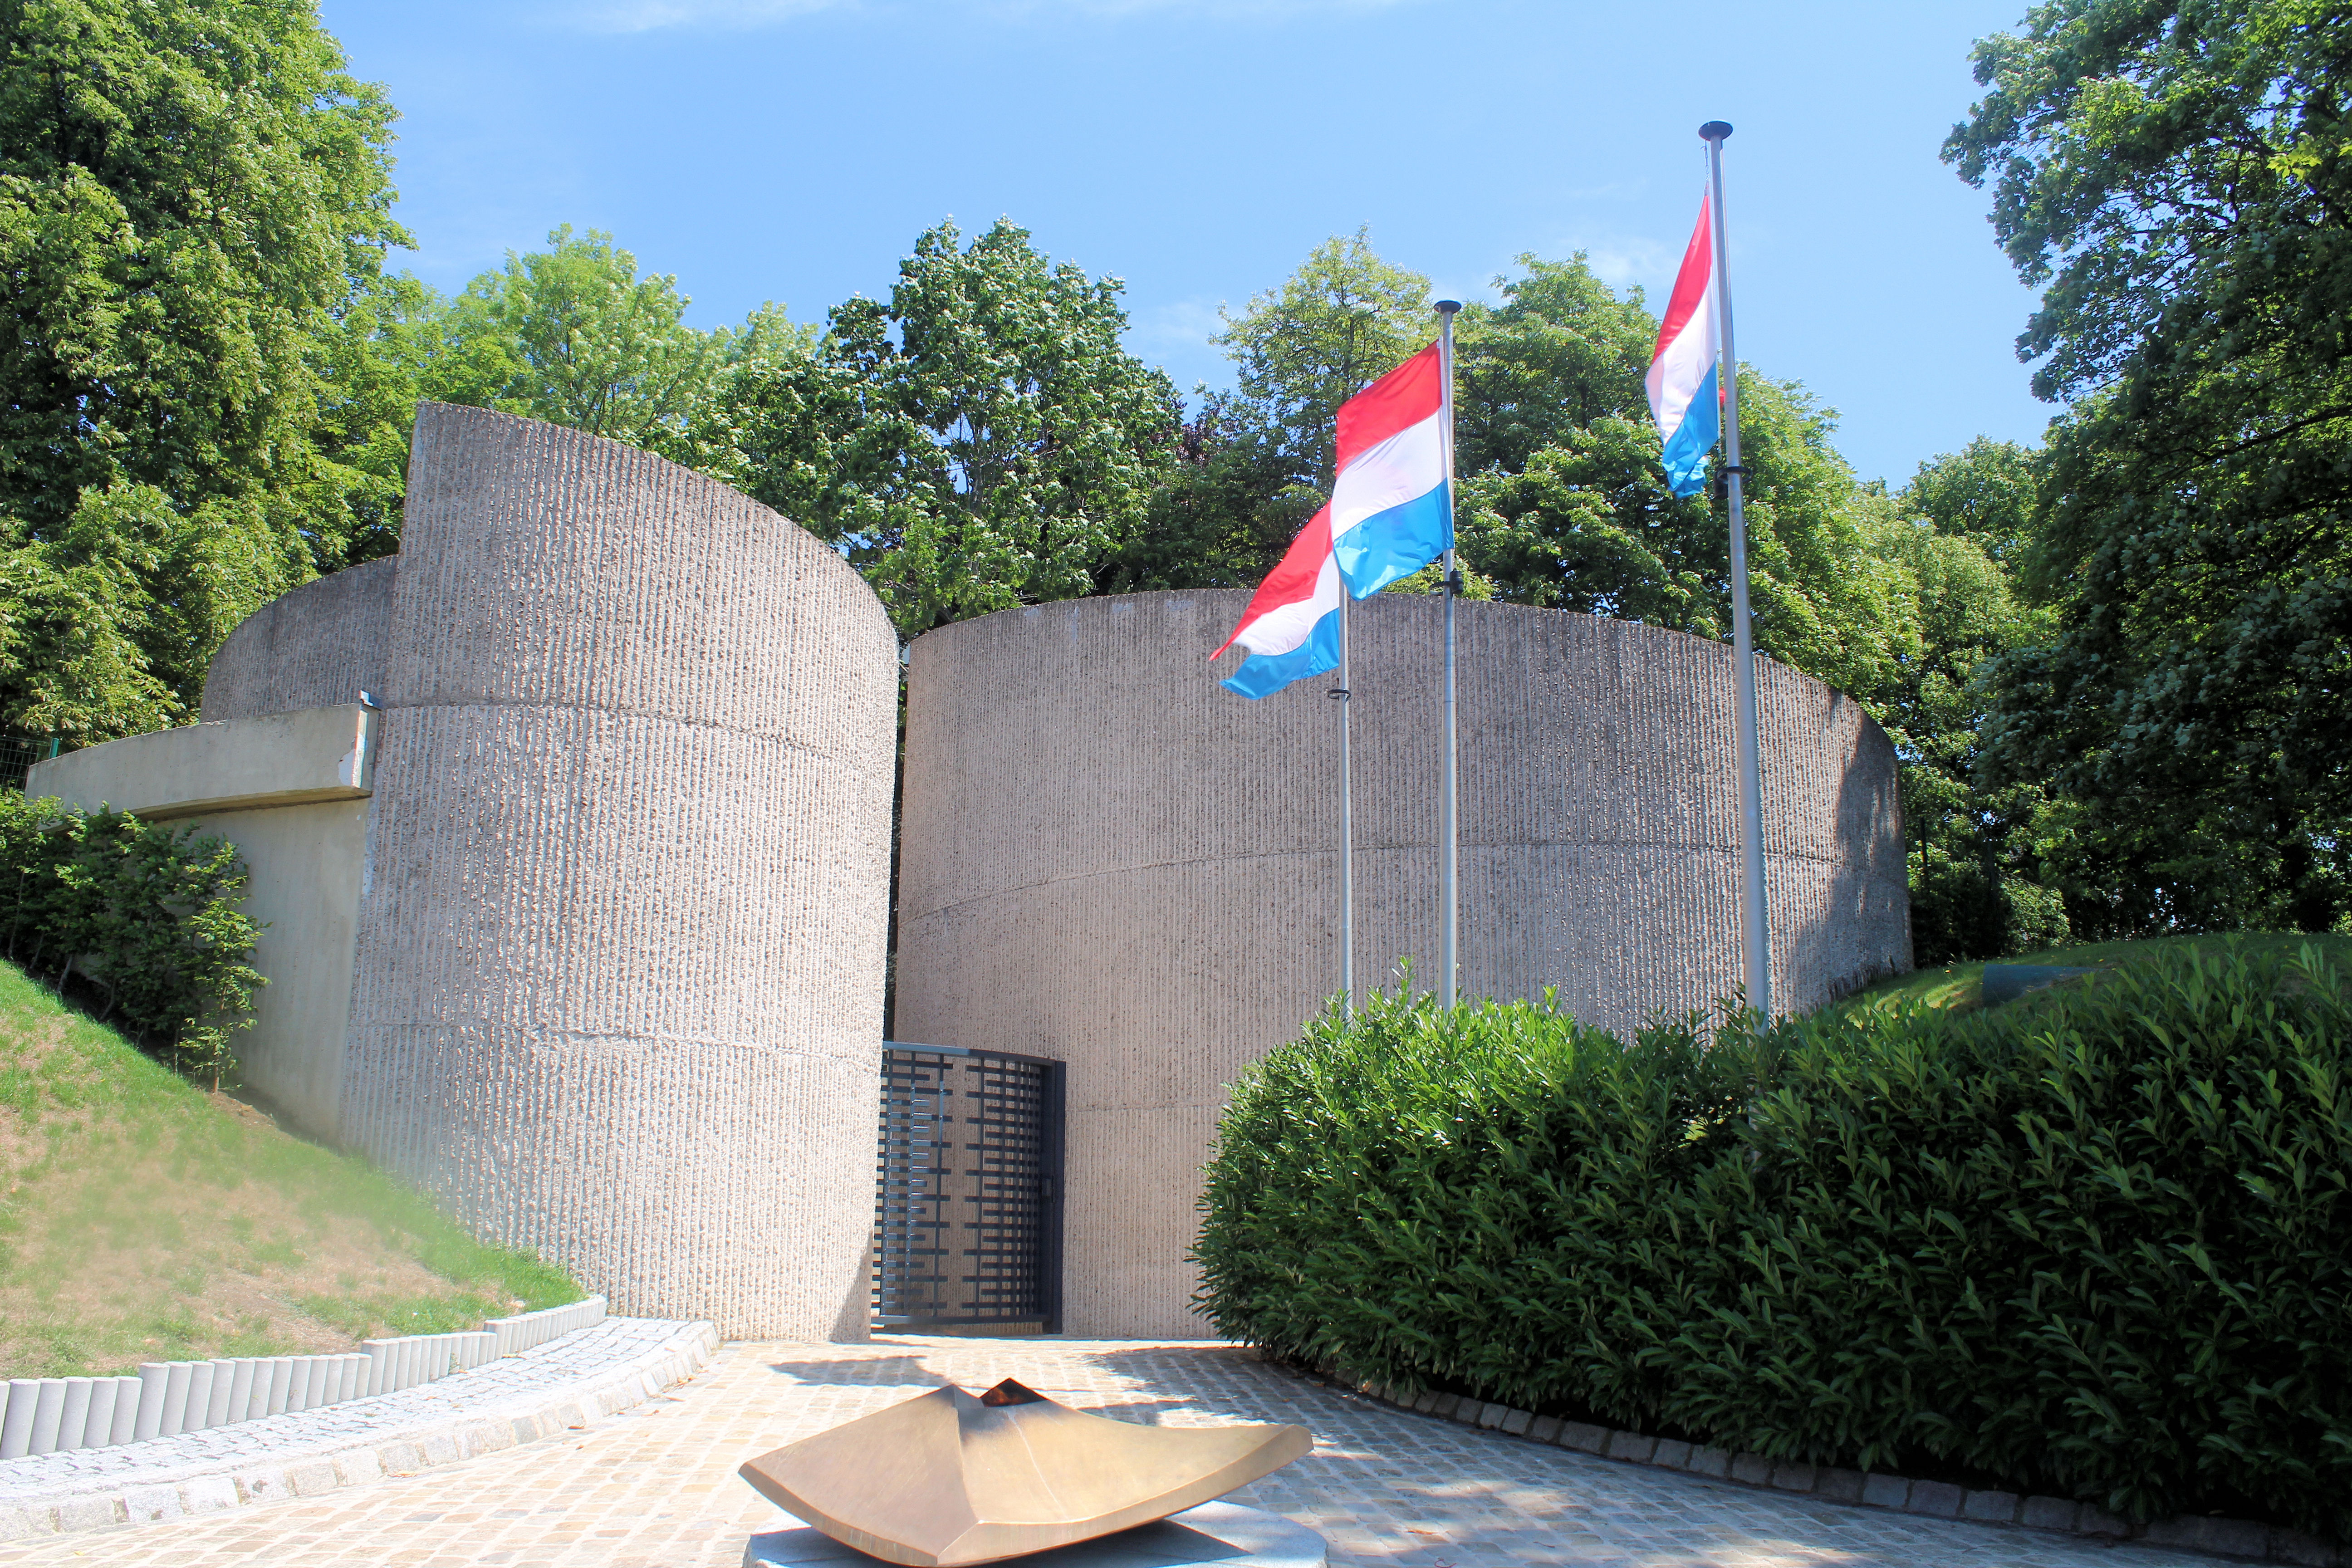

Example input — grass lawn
[0,959,581,1379]
[1828,931,2352,1019]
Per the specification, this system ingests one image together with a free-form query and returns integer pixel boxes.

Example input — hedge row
[0,790,263,1080]
[1195,944,2352,1539]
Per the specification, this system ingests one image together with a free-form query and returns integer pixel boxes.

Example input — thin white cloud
[579,0,1413,32]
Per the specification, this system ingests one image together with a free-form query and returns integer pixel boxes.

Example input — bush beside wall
[1195,944,2352,1540]
[0,792,262,1080]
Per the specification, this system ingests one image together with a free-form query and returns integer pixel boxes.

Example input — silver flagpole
[1334,593,1355,1017]
[1435,299,1461,1011]
[1700,120,1771,1020]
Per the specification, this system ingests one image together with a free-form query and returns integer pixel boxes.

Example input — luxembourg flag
[1214,345,1451,697]
[1646,193,1721,498]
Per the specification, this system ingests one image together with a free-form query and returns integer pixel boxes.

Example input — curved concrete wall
[201,556,397,723]
[893,591,1909,1337]
[332,405,897,1339]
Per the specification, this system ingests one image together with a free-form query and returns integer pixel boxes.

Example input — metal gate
[873,1044,1064,1333]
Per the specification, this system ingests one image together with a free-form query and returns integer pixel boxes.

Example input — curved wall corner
[342,403,898,1341]
[201,555,398,722]
[892,591,1910,1338]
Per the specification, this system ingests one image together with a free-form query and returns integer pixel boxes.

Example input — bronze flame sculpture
[737,1378,1312,1566]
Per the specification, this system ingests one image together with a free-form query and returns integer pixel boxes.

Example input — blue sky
[318,0,2052,488]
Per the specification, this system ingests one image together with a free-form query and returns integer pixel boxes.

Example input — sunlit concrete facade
[42,406,900,1340]
[892,591,1910,1337]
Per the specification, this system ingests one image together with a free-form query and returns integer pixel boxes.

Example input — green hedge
[0,791,263,1081]
[1196,944,2352,1538]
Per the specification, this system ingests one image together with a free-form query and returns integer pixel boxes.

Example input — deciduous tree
[1950,0,2352,934]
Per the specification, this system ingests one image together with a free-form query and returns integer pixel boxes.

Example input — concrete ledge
[1313,1368,2342,1566]
[0,1317,717,1542]
[26,706,377,822]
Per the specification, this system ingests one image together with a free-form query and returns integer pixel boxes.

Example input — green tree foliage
[1098,231,1431,594]
[429,226,808,483]
[1949,0,2352,936]
[0,0,404,740]
[1214,228,1431,489]
[1198,944,2352,1537]
[0,793,264,1083]
[1451,257,1916,711]
[1901,434,2041,559]
[738,219,1179,636]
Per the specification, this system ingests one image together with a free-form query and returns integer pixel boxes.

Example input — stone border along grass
[0,1315,718,1543]
[0,1296,609,1460]
[1306,1366,2343,1568]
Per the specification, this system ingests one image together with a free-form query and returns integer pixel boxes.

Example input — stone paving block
[49,1499,115,1534]
[1769,1461,1817,1494]
[285,1461,340,1497]
[1499,1408,1531,1437]
[2078,1504,2131,1537]
[333,1450,384,1488]
[1960,1490,2019,1523]
[1861,1473,1912,1510]
[2141,1515,2269,1558]
[1649,1439,1692,1471]
[2020,1496,2079,1532]
[120,1486,182,1524]
[1730,1452,1772,1487]
[1410,1392,1440,1415]
[377,1441,426,1476]
[1527,1416,1560,1445]
[0,1509,38,1544]
[233,1468,291,1506]
[1904,1480,1964,1519]
[1555,1421,1609,1454]
[2270,1527,2341,1567]
[1426,1393,1460,1420]
[179,1475,238,1515]
[1605,1431,1656,1464]
[1475,1404,1508,1431]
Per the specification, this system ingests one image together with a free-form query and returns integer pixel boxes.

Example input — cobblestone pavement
[0,1335,2211,1568]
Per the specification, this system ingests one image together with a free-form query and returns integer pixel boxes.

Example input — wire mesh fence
[0,735,56,794]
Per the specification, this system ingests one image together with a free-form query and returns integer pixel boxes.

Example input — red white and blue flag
[1646,193,1721,497]
[1215,344,1451,698]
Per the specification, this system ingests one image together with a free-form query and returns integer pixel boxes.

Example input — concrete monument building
[30,411,1909,1347]
[891,591,1909,1338]
[31,406,898,1340]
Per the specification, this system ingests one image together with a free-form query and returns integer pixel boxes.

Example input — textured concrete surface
[895,592,1909,1336]
[0,1318,716,1543]
[26,707,379,1140]
[336,404,899,1340]
[200,556,397,723]
[177,797,369,1139]
[24,704,375,822]
[0,1337,2214,1568]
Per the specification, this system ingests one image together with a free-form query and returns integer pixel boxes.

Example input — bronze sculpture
[737,1378,1312,1566]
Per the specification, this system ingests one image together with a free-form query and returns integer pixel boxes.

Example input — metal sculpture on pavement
[737,1378,1312,1567]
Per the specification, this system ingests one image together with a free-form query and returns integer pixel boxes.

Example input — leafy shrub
[0,791,264,1080]
[1196,943,2352,1537]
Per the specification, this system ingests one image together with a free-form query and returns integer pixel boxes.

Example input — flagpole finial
[1434,299,1461,316]
[1699,120,1734,142]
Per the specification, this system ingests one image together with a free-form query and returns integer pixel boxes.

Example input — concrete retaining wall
[0,1297,605,1459]
[26,706,378,1139]
[893,591,1911,1337]
[335,404,898,1340]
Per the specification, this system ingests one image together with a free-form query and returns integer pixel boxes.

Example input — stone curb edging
[0,1318,719,1543]
[1313,1370,2340,1568]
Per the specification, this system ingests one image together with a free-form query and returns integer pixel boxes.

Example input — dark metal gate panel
[873,1043,1063,1333]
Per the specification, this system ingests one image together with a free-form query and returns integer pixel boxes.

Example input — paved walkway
[0,1336,2211,1568]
